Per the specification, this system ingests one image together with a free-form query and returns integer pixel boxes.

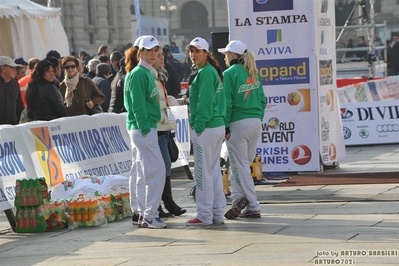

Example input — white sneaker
[140,217,167,229]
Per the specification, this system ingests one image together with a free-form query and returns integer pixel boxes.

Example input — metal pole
[368,0,375,79]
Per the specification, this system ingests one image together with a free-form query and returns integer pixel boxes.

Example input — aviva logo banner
[267,29,282,44]
[30,127,64,186]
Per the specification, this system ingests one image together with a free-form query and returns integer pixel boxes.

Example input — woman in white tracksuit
[124,35,167,229]
[218,40,266,219]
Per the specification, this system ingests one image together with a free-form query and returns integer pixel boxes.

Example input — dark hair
[207,53,223,81]
[61,56,79,68]
[26,59,54,113]
[110,51,123,62]
[98,45,109,54]
[163,47,171,55]
[97,55,110,63]
[96,63,111,76]
[45,56,60,69]
[125,47,140,73]
[79,51,88,58]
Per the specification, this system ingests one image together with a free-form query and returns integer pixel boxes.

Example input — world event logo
[253,0,293,12]
[257,58,310,85]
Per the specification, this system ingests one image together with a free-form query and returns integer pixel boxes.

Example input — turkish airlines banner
[227,0,345,171]
[0,108,190,211]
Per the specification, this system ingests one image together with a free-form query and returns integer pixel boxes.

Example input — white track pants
[226,118,260,211]
[128,128,166,219]
[192,126,226,224]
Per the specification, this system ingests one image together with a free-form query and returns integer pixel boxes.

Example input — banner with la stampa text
[0,108,190,211]
[227,0,331,171]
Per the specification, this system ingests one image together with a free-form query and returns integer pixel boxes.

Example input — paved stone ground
[0,144,398,265]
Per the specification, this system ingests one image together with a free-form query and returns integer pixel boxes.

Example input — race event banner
[314,0,346,165]
[338,75,399,145]
[0,107,190,211]
[227,0,345,171]
[341,101,399,145]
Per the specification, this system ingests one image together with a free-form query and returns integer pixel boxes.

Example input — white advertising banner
[338,76,399,103]
[227,0,321,171]
[338,76,399,145]
[341,101,399,145]
[314,0,346,164]
[0,108,190,211]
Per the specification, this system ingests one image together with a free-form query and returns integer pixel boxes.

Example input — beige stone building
[33,0,229,55]
[32,0,398,55]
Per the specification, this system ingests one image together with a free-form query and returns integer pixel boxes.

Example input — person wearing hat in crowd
[123,35,145,225]
[218,40,266,220]
[15,65,26,81]
[184,37,226,226]
[14,57,28,73]
[124,35,167,229]
[0,56,24,125]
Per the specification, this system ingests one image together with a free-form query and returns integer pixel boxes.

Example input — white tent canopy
[0,0,69,60]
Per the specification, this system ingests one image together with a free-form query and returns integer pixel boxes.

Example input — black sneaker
[132,213,140,225]
[239,210,261,218]
[224,197,249,219]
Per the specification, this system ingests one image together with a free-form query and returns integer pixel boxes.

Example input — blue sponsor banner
[257,58,310,85]
[253,0,294,12]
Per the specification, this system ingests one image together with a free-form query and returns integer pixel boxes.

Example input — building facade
[33,0,398,56]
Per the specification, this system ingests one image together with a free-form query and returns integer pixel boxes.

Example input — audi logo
[376,124,399,133]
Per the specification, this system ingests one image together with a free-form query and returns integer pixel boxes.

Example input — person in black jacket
[25,59,67,121]
[163,56,181,98]
[109,57,127,113]
[92,63,112,112]
[0,56,24,125]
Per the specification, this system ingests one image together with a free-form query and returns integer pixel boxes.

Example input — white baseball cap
[139,35,160,49]
[218,40,247,55]
[0,56,18,67]
[133,36,145,47]
[186,37,209,52]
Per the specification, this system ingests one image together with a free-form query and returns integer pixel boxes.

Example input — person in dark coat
[0,56,24,125]
[109,57,127,113]
[25,59,68,121]
[92,63,112,112]
[164,59,181,98]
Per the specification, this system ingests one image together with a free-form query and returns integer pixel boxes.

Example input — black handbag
[84,78,103,115]
[168,132,179,162]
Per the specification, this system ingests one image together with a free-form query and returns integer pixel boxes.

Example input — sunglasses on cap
[64,65,76,70]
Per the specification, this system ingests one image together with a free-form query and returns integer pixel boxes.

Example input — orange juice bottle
[74,199,82,223]
[68,200,75,223]
[81,199,89,223]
